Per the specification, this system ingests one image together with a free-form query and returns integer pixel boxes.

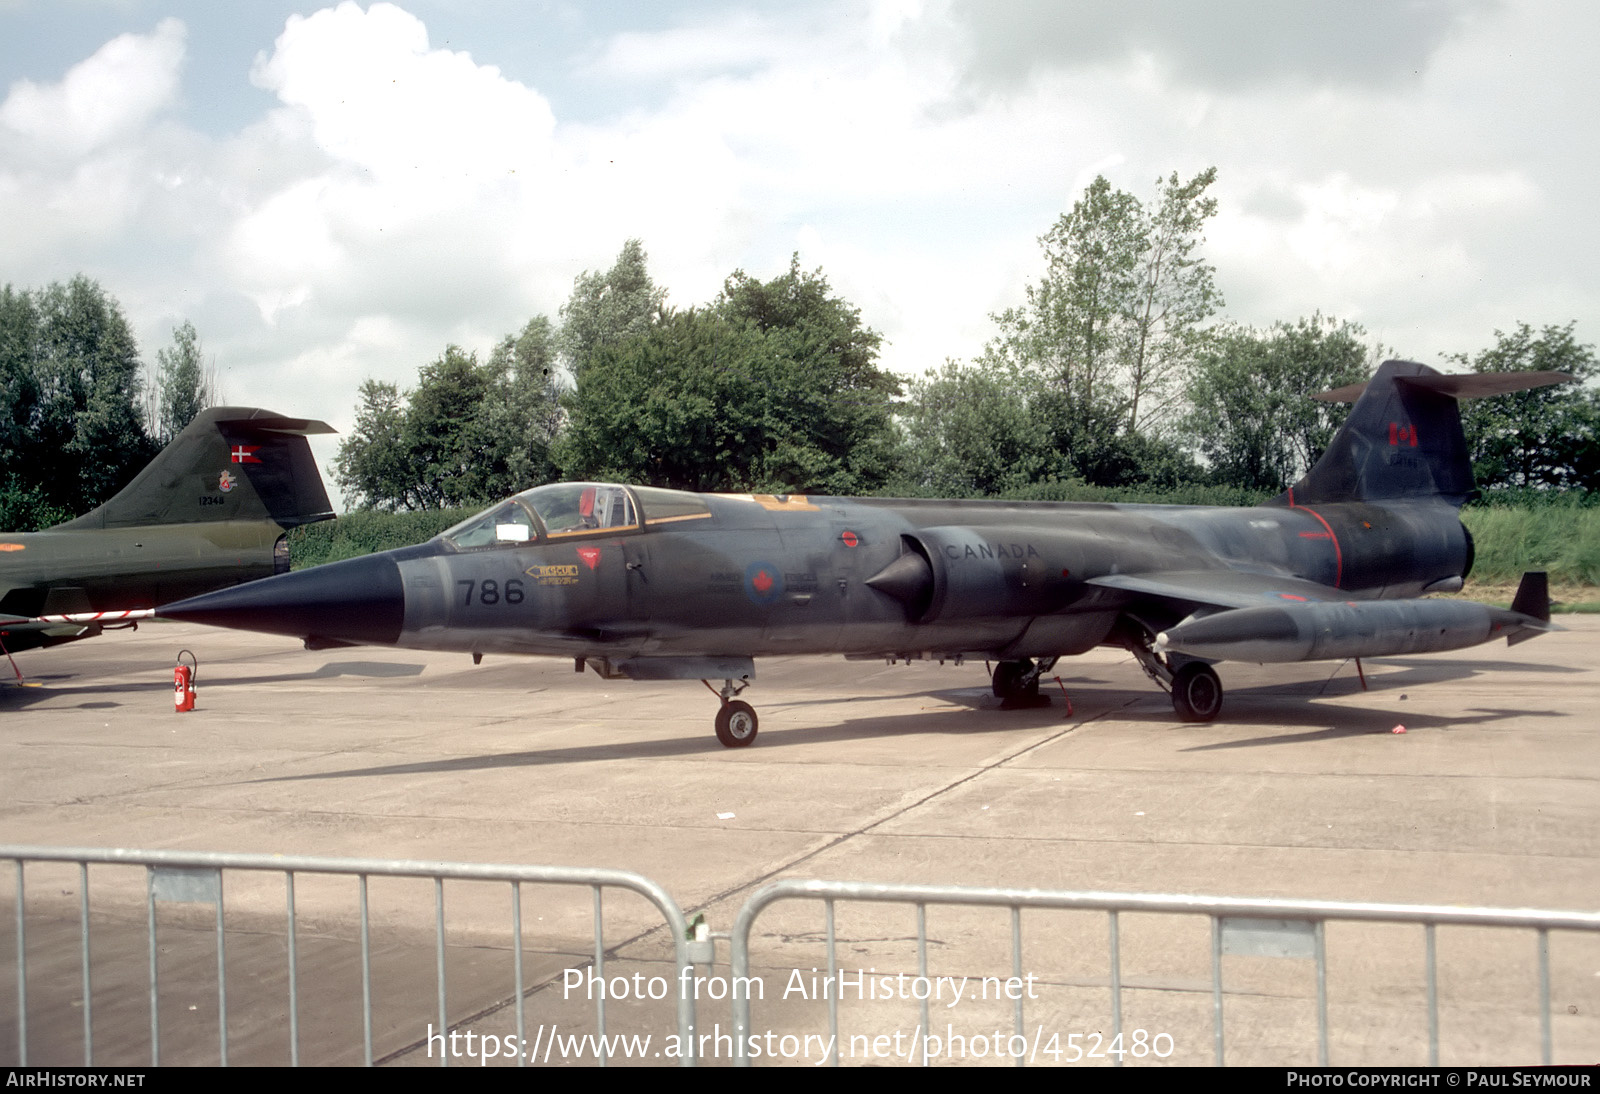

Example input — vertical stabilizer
[1272,360,1573,508]
[51,407,336,531]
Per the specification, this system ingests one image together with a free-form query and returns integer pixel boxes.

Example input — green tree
[714,256,901,492]
[558,308,759,491]
[1125,169,1222,432]
[0,277,155,528]
[399,346,503,509]
[1451,322,1600,493]
[893,359,1048,496]
[980,169,1222,486]
[333,379,411,510]
[558,239,668,378]
[985,176,1143,432]
[1184,315,1375,493]
[560,258,901,494]
[335,319,567,511]
[483,316,563,493]
[0,285,45,526]
[151,320,212,444]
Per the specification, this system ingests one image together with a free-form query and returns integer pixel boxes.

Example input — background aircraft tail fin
[1271,360,1573,508]
[52,407,336,531]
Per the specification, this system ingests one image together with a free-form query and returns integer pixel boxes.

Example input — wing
[1086,569,1349,611]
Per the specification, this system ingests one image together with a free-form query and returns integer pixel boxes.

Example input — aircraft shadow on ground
[0,660,427,711]
[241,657,1557,782]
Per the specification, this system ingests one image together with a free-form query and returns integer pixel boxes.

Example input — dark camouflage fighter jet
[160,362,1564,747]
[0,408,334,655]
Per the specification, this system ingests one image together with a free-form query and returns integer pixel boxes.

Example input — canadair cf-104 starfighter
[160,361,1564,746]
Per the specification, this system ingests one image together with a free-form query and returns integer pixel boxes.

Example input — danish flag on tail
[231,445,262,464]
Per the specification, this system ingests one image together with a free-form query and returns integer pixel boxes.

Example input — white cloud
[250,2,555,190]
[0,17,185,156]
[1,0,1597,498]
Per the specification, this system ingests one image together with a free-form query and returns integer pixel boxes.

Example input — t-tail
[1272,359,1574,509]
[51,407,336,532]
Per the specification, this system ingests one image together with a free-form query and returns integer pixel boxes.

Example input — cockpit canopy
[441,483,709,550]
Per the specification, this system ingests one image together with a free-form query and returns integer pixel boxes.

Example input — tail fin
[1273,360,1574,507]
[1510,570,1550,622]
[51,407,336,531]
[1506,570,1557,646]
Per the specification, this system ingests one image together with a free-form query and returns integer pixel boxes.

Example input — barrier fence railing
[8,847,1598,1067]
[726,878,1600,1067]
[2,845,698,1067]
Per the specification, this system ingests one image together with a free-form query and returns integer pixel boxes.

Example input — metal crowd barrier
[9,848,1598,1067]
[2,845,697,1067]
[727,879,1600,1067]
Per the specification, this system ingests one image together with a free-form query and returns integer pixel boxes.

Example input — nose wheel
[714,700,759,747]
[704,678,759,748]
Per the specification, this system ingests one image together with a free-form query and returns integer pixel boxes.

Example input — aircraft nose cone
[159,552,404,647]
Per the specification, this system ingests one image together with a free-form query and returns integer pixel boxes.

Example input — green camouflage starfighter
[161,363,1566,747]
[0,408,334,655]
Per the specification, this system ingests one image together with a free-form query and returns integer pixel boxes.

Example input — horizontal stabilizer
[213,415,337,438]
[1313,371,1575,403]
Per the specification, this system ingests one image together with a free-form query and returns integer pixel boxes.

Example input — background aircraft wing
[1086,570,1351,610]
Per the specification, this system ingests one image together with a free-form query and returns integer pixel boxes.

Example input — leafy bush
[287,508,473,570]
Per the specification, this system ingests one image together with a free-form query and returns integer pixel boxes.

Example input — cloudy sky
[2,1,1596,495]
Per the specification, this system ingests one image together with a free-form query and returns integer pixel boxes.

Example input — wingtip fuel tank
[1154,572,1556,664]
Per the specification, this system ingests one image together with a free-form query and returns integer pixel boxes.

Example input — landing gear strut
[1121,620,1225,723]
[704,677,758,748]
[991,657,1058,704]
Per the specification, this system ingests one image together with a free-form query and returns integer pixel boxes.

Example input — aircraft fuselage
[338,491,1471,663]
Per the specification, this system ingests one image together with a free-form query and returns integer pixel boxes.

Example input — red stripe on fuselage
[1295,504,1343,588]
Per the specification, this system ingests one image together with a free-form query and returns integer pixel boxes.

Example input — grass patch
[1458,505,1600,586]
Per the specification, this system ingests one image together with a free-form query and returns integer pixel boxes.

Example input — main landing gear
[1122,623,1224,723]
[1170,661,1223,723]
[990,657,1058,704]
[704,677,758,748]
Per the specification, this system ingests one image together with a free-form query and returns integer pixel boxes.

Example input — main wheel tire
[1172,662,1223,723]
[991,659,1038,701]
[714,700,759,748]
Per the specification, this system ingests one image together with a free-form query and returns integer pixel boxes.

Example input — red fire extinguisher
[174,650,198,713]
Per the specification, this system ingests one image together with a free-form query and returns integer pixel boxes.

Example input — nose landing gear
[703,677,758,748]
